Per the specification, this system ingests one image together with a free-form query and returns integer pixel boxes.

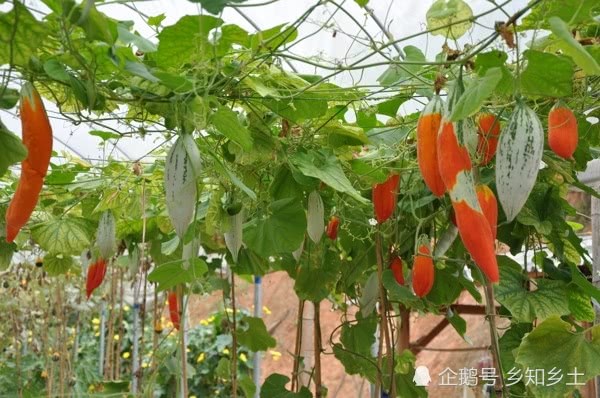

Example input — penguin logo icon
[413,365,432,386]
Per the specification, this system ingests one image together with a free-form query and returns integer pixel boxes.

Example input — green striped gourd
[225,209,244,263]
[307,191,324,243]
[165,134,200,238]
[97,210,116,259]
[495,101,544,222]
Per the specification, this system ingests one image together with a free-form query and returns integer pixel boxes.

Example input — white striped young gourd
[165,134,200,238]
[307,191,324,243]
[495,101,544,222]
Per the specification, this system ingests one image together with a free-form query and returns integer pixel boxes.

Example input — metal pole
[99,301,106,377]
[131,300,140,394]
[253,276,263,397]
[592,185,600,398]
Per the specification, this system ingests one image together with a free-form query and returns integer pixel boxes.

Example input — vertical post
[592,186,600,398]
[370,325,380,398]
[253,276,263,398]
[131,300,140,394]
[397,307,410,352]
[99,301,106,377]
[300,302,314,388]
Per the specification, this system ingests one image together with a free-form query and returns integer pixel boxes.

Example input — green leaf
[70,3,117,44]
[0,240,15,271]
[515,317,600,398]
[187,0,248,14]
[0,2,48,66]
[355,0,369,6]
[567,286,595,322]
[148,14,166,27]
[155,15,224,69]
[89,130,121,141]
[43,59,71,83]
[446,308,467,339]
[333,314,378,382]
[295,249,340,302]
[0,87,18,109]
[260,374,311,398]
[239,375,256,398]
[31,217,95,255]
[43,252,74,276]
[215,357,230,380]
[210,107,253,151]
[261,94,328,122]
[450,67,502,121]
[359,272,379,317]
[322,122,368,147]
[548,16,600,75]
[521,50,574,98]
[475,50,508,71]
[244,198,306,257]
[289,150,368,203]
[375,95,410,117]
[499,323,532,373]
[377,46,426,87]
[124,61,159,82]
[383,270,422,308]
[426,0,473,39]
[237,316,276,352]
[520,0,599,30]
[117,24,157,53]
[494,256,570,323]
[0,123,27,177]
[147,258,208,291]
[249,24,298,52]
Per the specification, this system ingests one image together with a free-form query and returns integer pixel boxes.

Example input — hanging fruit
[97,210,116,259]
[326,216,339,240]
[164,134,201,238]
[437,118,499,283]
[476,113,501,165]
[416,96,446,197]
[5,83,53,243]
[86,257,108,299]
[224,209,244,263]
[412,243,434,297]
[389,256,404,285]
[476,185,498,240]
[548,101,578,159]
[168,291,181,330]
[307,191,325,243]
[496,101,544,222]
[372,172,400,224]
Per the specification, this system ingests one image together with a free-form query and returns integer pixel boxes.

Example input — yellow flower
[207,316,215,323]
[122,352,130,359]
[141,362,149,368]
[113,335,120,341]
[262,306,271,315]
[123,305,130,312]
[225,308,233,314]
[269,350,282,361]
[239,353,247,363]
[190,396,197,398]
[199,319,209,326]
[196,352,205,363]
[95,332,100,337]
[92,318,100,325]
[222,348,230,355]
